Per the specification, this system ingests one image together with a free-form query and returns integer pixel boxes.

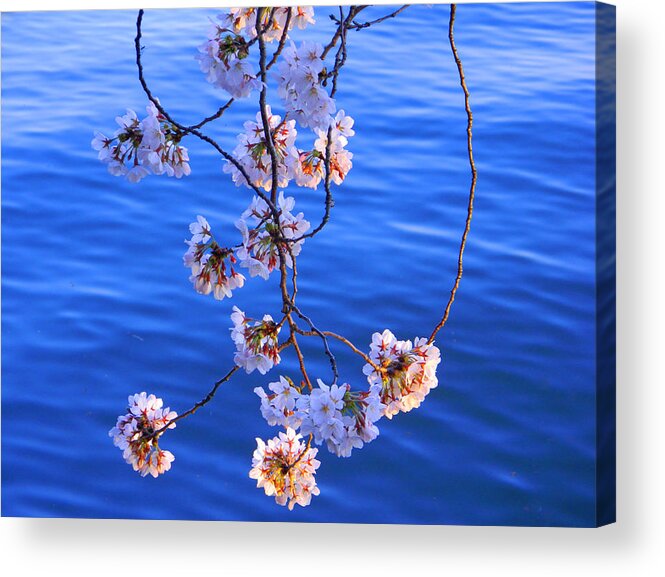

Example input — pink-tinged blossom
[235,192,310,280]
[331,110,355,139]
[293,6,316,29]
[294,149,325,189]
[109,392,177,478]
[230,306,281,374]
[249,427,320,510]
[363,330,442,419]
[313,124,353,185]
[224,107,299,191]
[92,103,190,182]
[295,111,355,189]
[276,41,335,131]
[254,376,303,428]
[184,216,245,300]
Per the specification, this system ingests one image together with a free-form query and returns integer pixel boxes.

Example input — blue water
[2,3,599,525]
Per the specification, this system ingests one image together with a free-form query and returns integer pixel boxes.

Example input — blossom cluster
[92,103,191,182]
[255,376,303,429]
[196,7,316,99]
[296,111,355,189]
[196,24,261,99]
[255,377,384,459]
[249,330,441,508]
[235,192,310,279]
[273,40,355,189]
[363,330,442,419]
[299,380,384,457]
[183,216,246,300]
[109,392,177,478]
[249,427,320,510]
[224,107,299,191]
[277,41,336,131]
[231,306,282,374]
[225,6,315,43]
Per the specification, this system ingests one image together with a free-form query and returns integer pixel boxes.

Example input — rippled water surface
[2,3,599,525]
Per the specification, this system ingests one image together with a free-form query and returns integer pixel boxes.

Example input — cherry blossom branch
[253,8,320,394]
[321,5,367,59]
[109,5,461,501]
[329,6,352,98]
[135,10,235,133]
[286,126,334,245]
[135,9,280,218]
[428,4,477,345]
[294,4,411,244]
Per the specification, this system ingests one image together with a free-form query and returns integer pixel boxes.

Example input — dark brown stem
[256,7,280,205]
[288,329,313,391]
[322,5,367,59]
[428,4,477,344]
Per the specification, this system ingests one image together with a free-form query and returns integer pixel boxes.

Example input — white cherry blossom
[109,392,177,477]
[249,427,320,510]
[183,217,245,300]
[92,103,190,182]
[363,330,442,419]
[277,41,336,131]
[230,306,281,374]
[224,107,299,191]
[254,376,303,428]
[235,192,310,279]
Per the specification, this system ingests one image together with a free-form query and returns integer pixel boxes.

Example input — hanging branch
[428,3,477,344]
[107,6,465,510]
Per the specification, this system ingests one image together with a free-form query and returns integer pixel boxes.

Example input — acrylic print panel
[1,2,615,526]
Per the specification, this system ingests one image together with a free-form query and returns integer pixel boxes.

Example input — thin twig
[343,5,410,30]
[289,126,334,243]
[149,366,239,438]
[428,4,477,344]
[294,327,380,372]
[187,98,234,131]
[291,305,339,385]
[330,7,351,98]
